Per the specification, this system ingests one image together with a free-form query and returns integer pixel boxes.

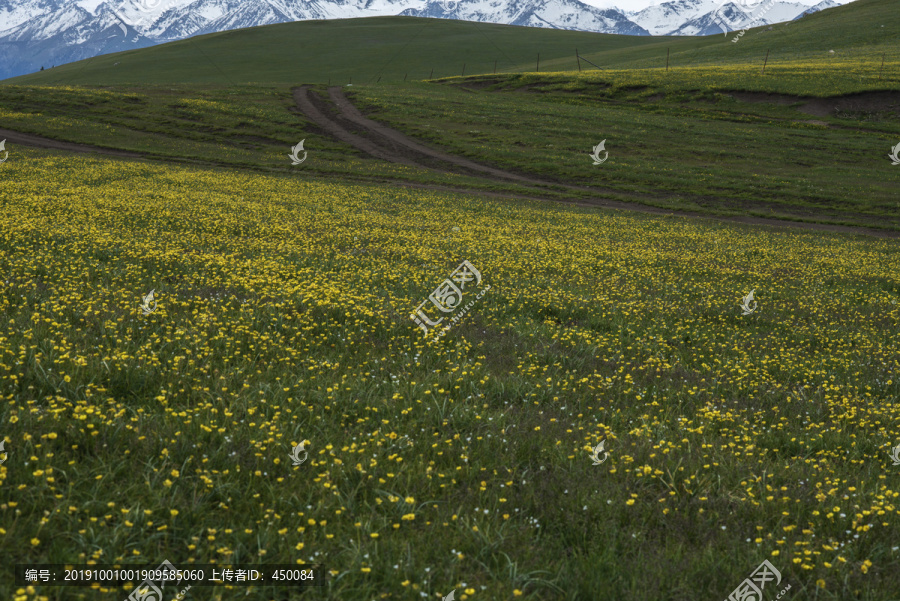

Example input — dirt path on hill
[1,95,896,240]
[295,86,742,205]
[292,85,900,239]
[0,127,144,158]
[319,86,552,186]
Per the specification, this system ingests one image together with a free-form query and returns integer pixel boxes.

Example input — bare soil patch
[0,127,143,158]
[731,90,900,117]
[452,78,503,91]
[514,83,555,93]
[732,91,803,106]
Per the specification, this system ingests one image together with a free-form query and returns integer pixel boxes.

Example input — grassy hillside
[5,0,899,87]
[2,17,665,87]
[589,0,900,69]
[0,70,897,230]
[0,0,897,230]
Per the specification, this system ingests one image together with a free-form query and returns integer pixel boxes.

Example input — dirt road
[291,85,899,239]
[1,91,895,239]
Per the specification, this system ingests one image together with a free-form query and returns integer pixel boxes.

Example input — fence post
[430,68,434,79]
[576,48,581,72]
[404,73,407,81]
[880,53,885,80]
[762,49,769,74]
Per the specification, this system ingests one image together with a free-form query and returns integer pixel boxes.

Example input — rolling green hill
[582,0,900,70]
[2,17,661,86]
[4,0,897,87]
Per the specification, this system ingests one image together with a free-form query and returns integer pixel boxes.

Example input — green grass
[349,74,900,228]
[1,71,898,230]
[2,143,900,601]
[0,0,897,231]
[574,0,900,71]
[6,0,899,87]
[3,17,666,87]
[2,1,900,599]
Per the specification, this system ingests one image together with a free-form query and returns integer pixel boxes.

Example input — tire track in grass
[293,85,900,239]
[1,92,895,240]
[0,127,143,158]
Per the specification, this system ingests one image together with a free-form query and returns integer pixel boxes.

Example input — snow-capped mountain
[626,0,720,36]
[626,0,841,36]
[401,0,649,36]
[793,0,838,20]
[0,0,150,80]
[0,0,847,81]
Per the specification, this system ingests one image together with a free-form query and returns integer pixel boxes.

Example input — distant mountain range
[0,0,846,80]
[626,0,839,36]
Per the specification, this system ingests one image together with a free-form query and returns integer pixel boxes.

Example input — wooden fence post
[462,63,466,76]
[762,49,769,74]
[576,48,581,72]
[430,68,434,79]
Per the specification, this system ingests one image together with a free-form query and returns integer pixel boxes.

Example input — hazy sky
[77,0,856,15]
